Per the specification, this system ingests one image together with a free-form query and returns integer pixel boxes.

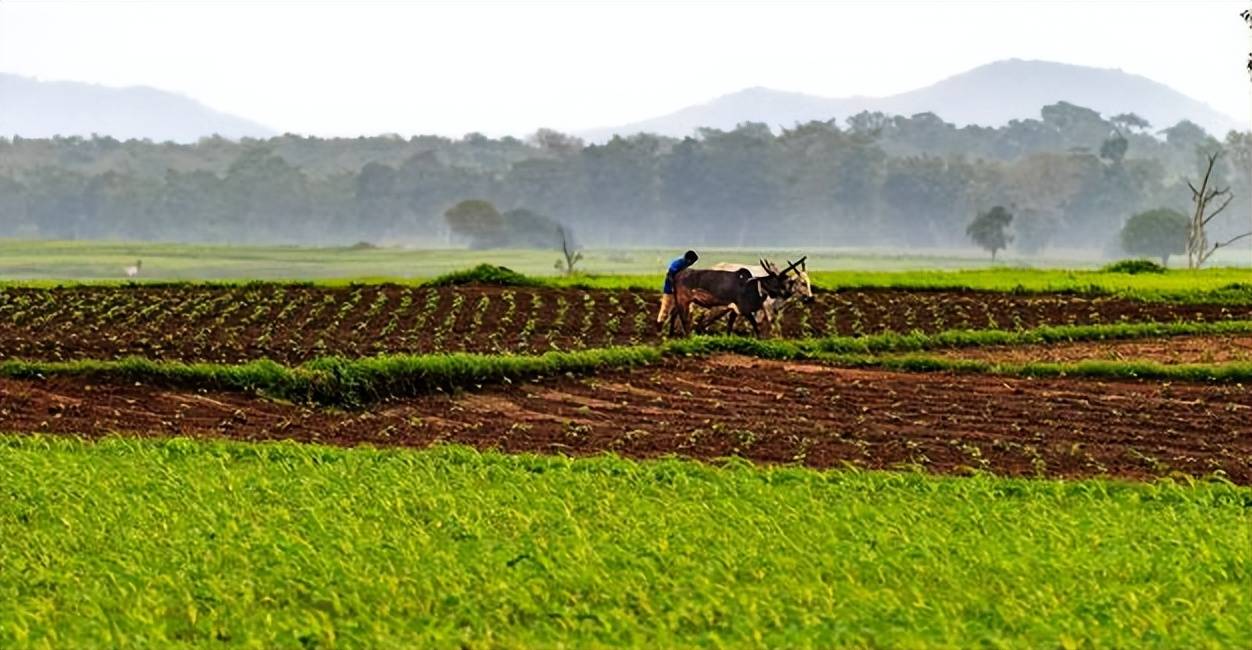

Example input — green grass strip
[4,320,1252,405]
[1,435,1249,648]
[0,347,662,407]
[860,355,1252,383]
[669,319,1252,358]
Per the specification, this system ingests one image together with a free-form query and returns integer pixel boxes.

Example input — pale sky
[1,0,1249,138]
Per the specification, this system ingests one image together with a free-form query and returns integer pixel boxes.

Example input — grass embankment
[6,321,1252,406]
[1,436,1248,648]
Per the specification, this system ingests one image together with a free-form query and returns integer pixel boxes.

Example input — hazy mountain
[580,59,1245,141]
[0,73,275,142]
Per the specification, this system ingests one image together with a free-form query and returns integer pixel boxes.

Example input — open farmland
[2,356,1252,483]
[4,272,1252,647]
[3,283,1252,362]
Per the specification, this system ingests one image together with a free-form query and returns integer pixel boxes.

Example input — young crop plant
[466,294,491,346]
[412,289,442,332]
[794,305,812,338]
[473,294,490,328]
[500,290,516,327]
[846,302,866,336]
[357,291,390,332]
[335,288,364,327]
[552,294,570,329]
[578,292,596,336]
[432,292,464,351]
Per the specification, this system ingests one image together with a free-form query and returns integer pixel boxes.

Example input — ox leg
[747,312,763,338]
[724,303,741,335]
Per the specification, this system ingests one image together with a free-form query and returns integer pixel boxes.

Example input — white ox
[702,258,813,335]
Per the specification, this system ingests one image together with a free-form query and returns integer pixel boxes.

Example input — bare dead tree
[554,225,583,276]
[1185,150,1248,268]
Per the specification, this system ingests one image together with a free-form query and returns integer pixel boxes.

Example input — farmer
[656,250,699,331]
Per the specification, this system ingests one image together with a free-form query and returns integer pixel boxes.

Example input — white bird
[125,259,142,278]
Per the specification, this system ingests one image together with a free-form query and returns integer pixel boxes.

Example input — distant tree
[846,111,891,136]
[528,128,584,155]
[1110,113,1151,133]
[1099,132,1128,164]
[1120,208,1187,266]
[1160,120,1213,151]
[554,225,583,275]
[500,208,563,248]
[966,205,1013,260]
[444,199,505,249]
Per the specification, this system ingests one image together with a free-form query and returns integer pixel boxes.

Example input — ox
[666,259,790,338]
[703,257,812,336]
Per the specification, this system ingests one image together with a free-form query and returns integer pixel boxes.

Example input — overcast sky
[1,0,1249,138]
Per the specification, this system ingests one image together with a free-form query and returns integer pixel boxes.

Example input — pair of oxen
[665,257,813,338]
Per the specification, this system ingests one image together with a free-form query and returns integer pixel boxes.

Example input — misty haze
[1,59,1249,261]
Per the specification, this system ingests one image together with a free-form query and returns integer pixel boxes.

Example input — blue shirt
[663,256,694,294]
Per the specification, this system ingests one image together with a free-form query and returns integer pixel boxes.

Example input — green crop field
[2,436,1249,649]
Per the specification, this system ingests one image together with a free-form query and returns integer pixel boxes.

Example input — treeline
[0,101,1248,252]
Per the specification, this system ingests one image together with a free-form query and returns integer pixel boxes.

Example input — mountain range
[0,73,274,142]
[578,59,1244,141]
[0,59,1243,143]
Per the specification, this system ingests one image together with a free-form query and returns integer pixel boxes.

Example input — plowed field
[5,355,1250,483]
[1,284,1248,362]
[931,334,1252,365]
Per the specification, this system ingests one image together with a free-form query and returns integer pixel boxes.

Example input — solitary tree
[444,199,505,249]
[1120,208,1188,266]
[554,225,583,275]
[1184,151,1249,268]
[967,206,1013,260]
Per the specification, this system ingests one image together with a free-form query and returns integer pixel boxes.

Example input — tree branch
[1187,180,1200,198]
[1205,186,1230,202]
[1201,194,1236,226]
[1201,231,1252,264]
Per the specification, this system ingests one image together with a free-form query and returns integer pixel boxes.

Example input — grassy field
[0,239,1108,280]
[1,436,1248,649]
[4,239,1252,301]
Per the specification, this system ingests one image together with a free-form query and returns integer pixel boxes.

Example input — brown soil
[931,334,1252,365]
[0,284,1249,363]
[3,355,1250,484]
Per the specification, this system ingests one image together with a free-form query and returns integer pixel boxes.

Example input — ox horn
[781,256,807,276]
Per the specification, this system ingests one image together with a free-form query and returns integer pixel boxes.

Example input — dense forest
[0,101,1248,254]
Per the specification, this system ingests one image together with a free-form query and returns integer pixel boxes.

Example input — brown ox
[701,257,812,336]
[666,259,790,338]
